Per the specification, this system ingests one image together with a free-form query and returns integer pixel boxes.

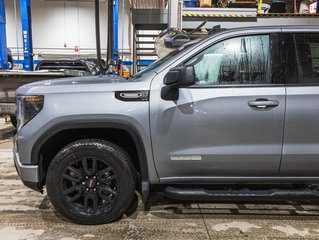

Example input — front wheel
[46,139,136,224]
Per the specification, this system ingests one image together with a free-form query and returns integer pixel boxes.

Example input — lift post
[0,0,8,69]
[20,0,33,71]
[113,0,119,61]
[107,0,113,62]
[94,0,102,70]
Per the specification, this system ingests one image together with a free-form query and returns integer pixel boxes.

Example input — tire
[46,139,136,224]
[10,116,17,128]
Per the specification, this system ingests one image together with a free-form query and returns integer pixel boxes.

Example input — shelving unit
[131,8,168,73]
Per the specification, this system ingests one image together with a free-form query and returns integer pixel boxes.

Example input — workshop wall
[5,0,132,60]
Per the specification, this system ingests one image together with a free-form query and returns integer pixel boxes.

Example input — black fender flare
[31,119,149,183]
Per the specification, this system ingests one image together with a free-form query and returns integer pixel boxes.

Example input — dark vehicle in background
[1,59,101,127]
[35,59,101,75]
[0,70,93,128]
[81,58,107,70]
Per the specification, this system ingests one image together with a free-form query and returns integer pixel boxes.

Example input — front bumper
[13,137,40,189]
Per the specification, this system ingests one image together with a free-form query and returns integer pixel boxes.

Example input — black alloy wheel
[46,139,136,224]
[61,157,119,215]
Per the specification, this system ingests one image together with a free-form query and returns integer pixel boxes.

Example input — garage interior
[1,0,319,239]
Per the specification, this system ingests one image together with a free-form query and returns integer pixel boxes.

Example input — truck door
[150,34,286,181]
[280,32,319,176]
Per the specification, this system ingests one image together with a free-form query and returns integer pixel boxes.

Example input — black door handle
[248,99,279,109]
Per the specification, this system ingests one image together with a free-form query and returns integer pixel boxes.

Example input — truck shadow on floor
[146,192,319,220]
[36,192,319,224]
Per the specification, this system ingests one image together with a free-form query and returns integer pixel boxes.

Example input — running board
[164,186,319,201]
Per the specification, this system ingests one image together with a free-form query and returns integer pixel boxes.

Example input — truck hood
[17,73,155,95]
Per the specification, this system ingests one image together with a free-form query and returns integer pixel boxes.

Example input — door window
[293,34,319,84]
[185,35,271,86]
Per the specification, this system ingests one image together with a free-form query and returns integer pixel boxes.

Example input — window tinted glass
[294,34,319,84]
[185,35,270,85]
[281,34,299,84]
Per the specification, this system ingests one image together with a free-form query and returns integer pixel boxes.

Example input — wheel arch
[32,119,150,197]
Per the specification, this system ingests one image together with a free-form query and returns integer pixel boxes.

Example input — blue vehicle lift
[0,0,33,71]
[1,0,122,71]
[20,0,33,71]
[0,0,8,69]
[111,0,132,73]
[113,0,119,62]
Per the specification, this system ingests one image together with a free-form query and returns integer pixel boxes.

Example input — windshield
[132,50,180,79]
[132,39,200,79]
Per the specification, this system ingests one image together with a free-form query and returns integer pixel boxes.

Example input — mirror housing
[161,65,195,101]
[163,65,195,86]
[163,67,183,85]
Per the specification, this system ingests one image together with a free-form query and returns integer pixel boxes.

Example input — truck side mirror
[163,65,195,86]
[163,67,184,85]
[161,65,195,101]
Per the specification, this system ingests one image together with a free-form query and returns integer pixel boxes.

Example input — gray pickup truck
[13,25,319,225]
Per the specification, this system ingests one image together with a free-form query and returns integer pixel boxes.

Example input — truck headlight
[16,95,44,130]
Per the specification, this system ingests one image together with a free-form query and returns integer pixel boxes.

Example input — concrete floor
[2,119,319,239]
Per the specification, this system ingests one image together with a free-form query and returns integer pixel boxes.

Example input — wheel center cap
[87,179,96,188]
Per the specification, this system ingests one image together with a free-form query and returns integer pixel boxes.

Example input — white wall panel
[32,0,66,49]
[5,0,132,60]
[5,0,22,53]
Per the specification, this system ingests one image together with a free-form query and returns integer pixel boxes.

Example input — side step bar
[164,186,319,201]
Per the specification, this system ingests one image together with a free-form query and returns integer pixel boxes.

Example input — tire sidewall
[46,140,135,224]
